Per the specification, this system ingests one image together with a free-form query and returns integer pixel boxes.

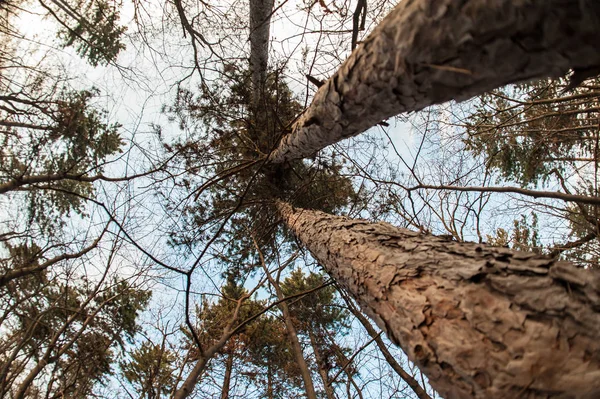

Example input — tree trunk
[249,0,274,109]
[277,201,600,399]
[172,354,209,399]
[220,351,234,399]
[278,295,318,399]
[172,299,246,399]
[342,292,433,399]
[257,252,319,399]
[307,329,336,399]
[266,362,273,399]
[268,0,600,163]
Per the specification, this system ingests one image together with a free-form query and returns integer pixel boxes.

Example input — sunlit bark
[277,201,600,399]
[269,0,600,163]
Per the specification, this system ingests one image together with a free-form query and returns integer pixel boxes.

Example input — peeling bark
[277,201,600,399]
[268,0,600,163]
[249,0,274,108]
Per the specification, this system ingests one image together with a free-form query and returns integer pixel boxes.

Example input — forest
[1,0,600,398]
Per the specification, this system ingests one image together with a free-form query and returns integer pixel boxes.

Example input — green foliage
[0,264,150,397]
[56,0,127,66]
[243,314,304,398]
[120,342,177,398]
[280,269,355,393]
[463,76,600,266]
[184,278,264,354]
[180,277,306,398]
[486,213,542,254]
[163,65,360,269]
[1,88,123,233]
[280,269,349,331]
[463,77,600,186]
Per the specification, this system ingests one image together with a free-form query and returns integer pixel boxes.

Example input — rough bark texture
[277,202,600,399]
[249,0,274,108]
[268,0,600,163]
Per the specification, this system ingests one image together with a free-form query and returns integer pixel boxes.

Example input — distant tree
[458,76,600,267]
[0,253,150,398]
[280,269,352,399]
[121,341,177,399]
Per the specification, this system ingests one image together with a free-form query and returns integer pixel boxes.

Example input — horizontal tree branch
[407,183,600,206]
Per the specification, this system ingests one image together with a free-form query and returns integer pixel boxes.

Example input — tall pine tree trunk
[249,0,274,109]
[268,0,600,163]
[277,201,600,399]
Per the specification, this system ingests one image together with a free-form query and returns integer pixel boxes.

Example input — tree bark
[268,0,600,163]
[173,296,248,399]
[279,300,318,399]
[277,201,600,399]
[307,329,335,399]
[266,362,273,399]
[172,354,210,399]
[249,0,274,109]
[220,351,234,399]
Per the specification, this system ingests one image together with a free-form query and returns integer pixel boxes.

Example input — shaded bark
[266,363,273,399]
[269,0,600,163]
[249,0,274,108]
[307,329,335,399]
[172,353,210,399]
[278,295,318,399]
[220,351,234,399]
[277,201,600,399]
[342,291,433,399]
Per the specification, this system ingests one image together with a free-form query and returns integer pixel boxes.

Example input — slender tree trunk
[279,296,318,399]
[268,0,600,163]
[172,354,210,399]
[342,292,433,399]
[334,348,364,399]
[220,351,234,399]
[173,296,247,399]
[307,329,335,399]
[277,201,600,399]
[249,0,274,109]
[257,251,318,399]
[266,362,273,399]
